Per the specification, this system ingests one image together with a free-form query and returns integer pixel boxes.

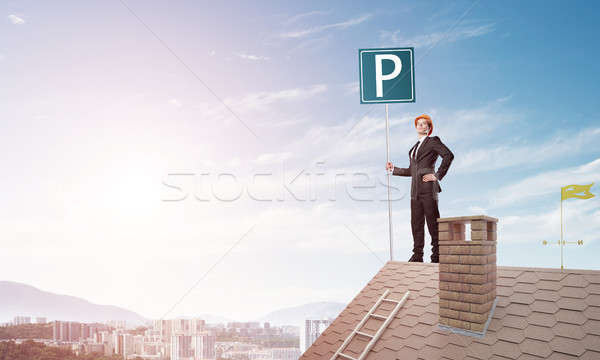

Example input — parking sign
[359,47,415,103]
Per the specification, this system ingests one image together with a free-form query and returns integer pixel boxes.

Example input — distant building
[107,320,127,329]
[36,317,47,324]
[190,318,206,335]
[69,322,81,342]
[193,333,215,359]
[299,319,332,352]
[133,334,144,355]
[271,347,301,360]
[98,330,114,356]
[171,333,215,360]
[122,333,134,359]
[153,319,172,340]
[13,316,31,325]
[52,321,97,342]
[53,321,70,341]
[84,343,105,355]
[171,334,193,360]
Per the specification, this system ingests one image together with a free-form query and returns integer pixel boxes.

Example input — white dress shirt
[411,135,429,159]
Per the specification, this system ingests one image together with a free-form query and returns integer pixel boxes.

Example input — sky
[1,0,600,322]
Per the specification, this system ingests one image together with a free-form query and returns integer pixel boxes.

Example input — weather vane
[542,183,594,271]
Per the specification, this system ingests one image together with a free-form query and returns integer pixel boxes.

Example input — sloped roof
[300,261,600,360]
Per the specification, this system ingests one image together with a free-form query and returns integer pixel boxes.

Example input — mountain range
[0,281,346,327]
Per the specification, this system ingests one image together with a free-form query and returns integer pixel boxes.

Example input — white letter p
[375,54,402,98]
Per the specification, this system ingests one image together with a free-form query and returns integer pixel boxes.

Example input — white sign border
[359,48,415,103]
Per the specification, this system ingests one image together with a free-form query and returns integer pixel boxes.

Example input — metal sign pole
[385,104,393,261]
[359,47,415,262]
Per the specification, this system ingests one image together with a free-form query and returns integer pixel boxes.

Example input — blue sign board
[359,47,415,103]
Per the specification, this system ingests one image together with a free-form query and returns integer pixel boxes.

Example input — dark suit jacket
[392,135,454,200]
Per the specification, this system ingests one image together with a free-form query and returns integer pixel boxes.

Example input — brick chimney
[437,215,498,334]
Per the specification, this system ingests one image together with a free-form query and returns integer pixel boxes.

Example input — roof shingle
[300,261,600,360]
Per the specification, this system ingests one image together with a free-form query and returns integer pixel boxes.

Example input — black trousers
[410,192,440,257]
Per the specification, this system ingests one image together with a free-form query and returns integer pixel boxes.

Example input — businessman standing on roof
[385,114,454,263]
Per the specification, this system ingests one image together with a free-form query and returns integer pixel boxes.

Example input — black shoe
[408,254,423,262]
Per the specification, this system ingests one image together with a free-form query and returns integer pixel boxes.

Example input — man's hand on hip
[422,174,437,182]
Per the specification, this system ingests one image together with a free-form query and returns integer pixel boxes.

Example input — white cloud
[498,199,600,245]
[8,14,25,25]
[287,34,332,54]
[380,23,495,48]
[283,9,332,25]
[490,158,600,207]
[342,81,359,96]
[227,84,327,111]
[453,127,600,174]
[235,53,270,61]
[168,98,182,107]
[255,116,309,128]
[283,97,517,171]
[278,14,371,39]
[253,152,292,165]
[208,50,216,56]
[183,84,329,130]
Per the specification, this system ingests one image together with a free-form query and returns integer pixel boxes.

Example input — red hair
[414,114,433,136]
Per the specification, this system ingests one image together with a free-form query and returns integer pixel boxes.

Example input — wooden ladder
[330,289,410,360]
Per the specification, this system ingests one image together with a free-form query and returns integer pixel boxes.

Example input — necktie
[411,141,420,160]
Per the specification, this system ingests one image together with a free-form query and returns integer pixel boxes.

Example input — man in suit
[385,114,454,263]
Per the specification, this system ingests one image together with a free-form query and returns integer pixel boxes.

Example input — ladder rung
[382,298,399,304]
[329,289,410,360]
[355,331,374,338]
[337,353,357,360]
[369,313,386,320]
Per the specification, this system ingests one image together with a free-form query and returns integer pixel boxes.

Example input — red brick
[461,255,488,265]
[459,311,487,323]
[439,273,460,282]
[463,292,488,304]
[448,246,471,255]
[461,273,487,285]
[439,231,452,241]
[439,290,460,301]
[440,308,459,319]
[471,220,487,231]
[447,282,471,292]
[439,299,449,309]
[452,223,466,233]
[448,318,470,330]
[440,254,460,263]
[470,322,485,332]
[471,282,493,294]
[449,264,471,273]
[448,300,471,312]
[471,245,493,255]
[470,264,488,274]
[471,301,494,314]
[471,230,488,241]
